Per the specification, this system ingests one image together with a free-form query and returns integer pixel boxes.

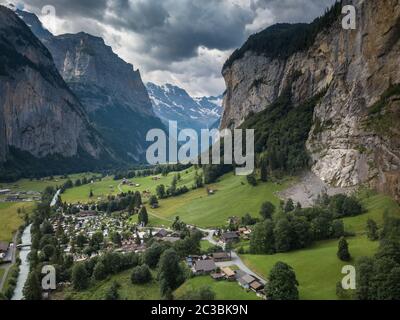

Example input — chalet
[193,259,217,275]
[210,272,225,281]
[0,241,9,258]
[161,236,180,243]
[221,267,236,281]
[238,274,256,289]
[212,252,231,262]
[0,189,11,195]
[250,281,264,293]
[78,210,97,218]
[220,232,239,243]
[154,229,169,238]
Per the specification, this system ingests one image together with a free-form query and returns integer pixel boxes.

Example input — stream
[11,224,32,300]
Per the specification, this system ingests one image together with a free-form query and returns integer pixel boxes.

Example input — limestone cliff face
[45,32,154,116]
[221,0,400,200]
[0,6,107,163]
[17,9,164,161]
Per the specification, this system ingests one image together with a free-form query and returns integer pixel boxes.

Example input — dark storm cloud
[16,0,337,63]
[25,0,108,19]
[250,0,337,23]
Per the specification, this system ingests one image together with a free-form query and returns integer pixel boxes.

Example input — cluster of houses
[187,253,265,297]
[121,178,140,187]
[0,188,41,203]
[51,209,188,262]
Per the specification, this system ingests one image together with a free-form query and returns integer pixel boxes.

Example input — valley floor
[1,168,399,300]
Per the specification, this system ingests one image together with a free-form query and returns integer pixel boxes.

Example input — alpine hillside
[0,5,115,180]
[221,0,400,201]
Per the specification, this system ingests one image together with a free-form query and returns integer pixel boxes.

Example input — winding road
[147,210,267,283]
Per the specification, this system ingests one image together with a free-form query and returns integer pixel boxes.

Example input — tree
[337,237,351,261]
[250,220,275,254]
[131,265,152,284]
[181,286,216,300]
[156,185,166,199]
[274,218,293,252]
[366,219,379,241]
[138,206,149,226]
[260,202,276,220]
[90,232,104,249]
[111,232,122,246]
[143,243,165,268]
[93,261,107,281]
[158,249,185,297]
[149,195,159,208]
[331,219,345,239]
[23,270,42,300]
[284,199,295,213]
[72,263,89,291]
[105,281,120,300]
[134,191,142,208]
[89,190,94,198]
[246,174,257,186]
[265,262,299,300]
[76,233,87,248]
[260,156,268,182]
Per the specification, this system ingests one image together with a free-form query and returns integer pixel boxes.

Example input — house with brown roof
[221,267,236,281]
[0,241,9,253]
[193,259,217,275]
[220,232,239,243]
[212,252,231,262]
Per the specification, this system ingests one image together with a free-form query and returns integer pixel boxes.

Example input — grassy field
[174,276,261,300]
[61,168,198,204]
[148,173,290,228]
[241,235,378,300]
[239,192,400,300]
[200,240,214,252]
[55,269,161,300]
[0,202,34,242]
[0,173,90,194]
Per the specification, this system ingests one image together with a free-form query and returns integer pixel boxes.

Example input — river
[11,224,32,300]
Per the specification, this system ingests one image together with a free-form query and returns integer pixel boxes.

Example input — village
[45,196,264,299]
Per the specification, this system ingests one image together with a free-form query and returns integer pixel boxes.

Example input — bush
[131,265,152,284]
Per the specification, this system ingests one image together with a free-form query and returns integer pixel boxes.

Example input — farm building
[192,259,217,275]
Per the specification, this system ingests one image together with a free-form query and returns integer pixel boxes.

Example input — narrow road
[117,183,123,193]
[0,232,18,292]
[194,226,267,284]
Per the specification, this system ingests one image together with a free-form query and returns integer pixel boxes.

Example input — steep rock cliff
[0,6,111,176]
[221,0,400,200]
[17,9,165,162]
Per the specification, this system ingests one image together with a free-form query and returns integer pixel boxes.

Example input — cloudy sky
[3,0,336,96]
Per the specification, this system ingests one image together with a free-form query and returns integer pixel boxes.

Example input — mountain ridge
[16,8,166,163]
[146,82,222,133]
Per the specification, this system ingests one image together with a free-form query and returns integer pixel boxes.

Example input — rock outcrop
[17,9,165,162]
[0,6,109,168]
[221,0,400,200]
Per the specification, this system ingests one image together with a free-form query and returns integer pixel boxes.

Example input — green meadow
[54,269,161,300]
[61,168,199,204]
[149,173,290,228]
[240,193,400,300]
[0,202,34,242]
[174,276,261,300]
